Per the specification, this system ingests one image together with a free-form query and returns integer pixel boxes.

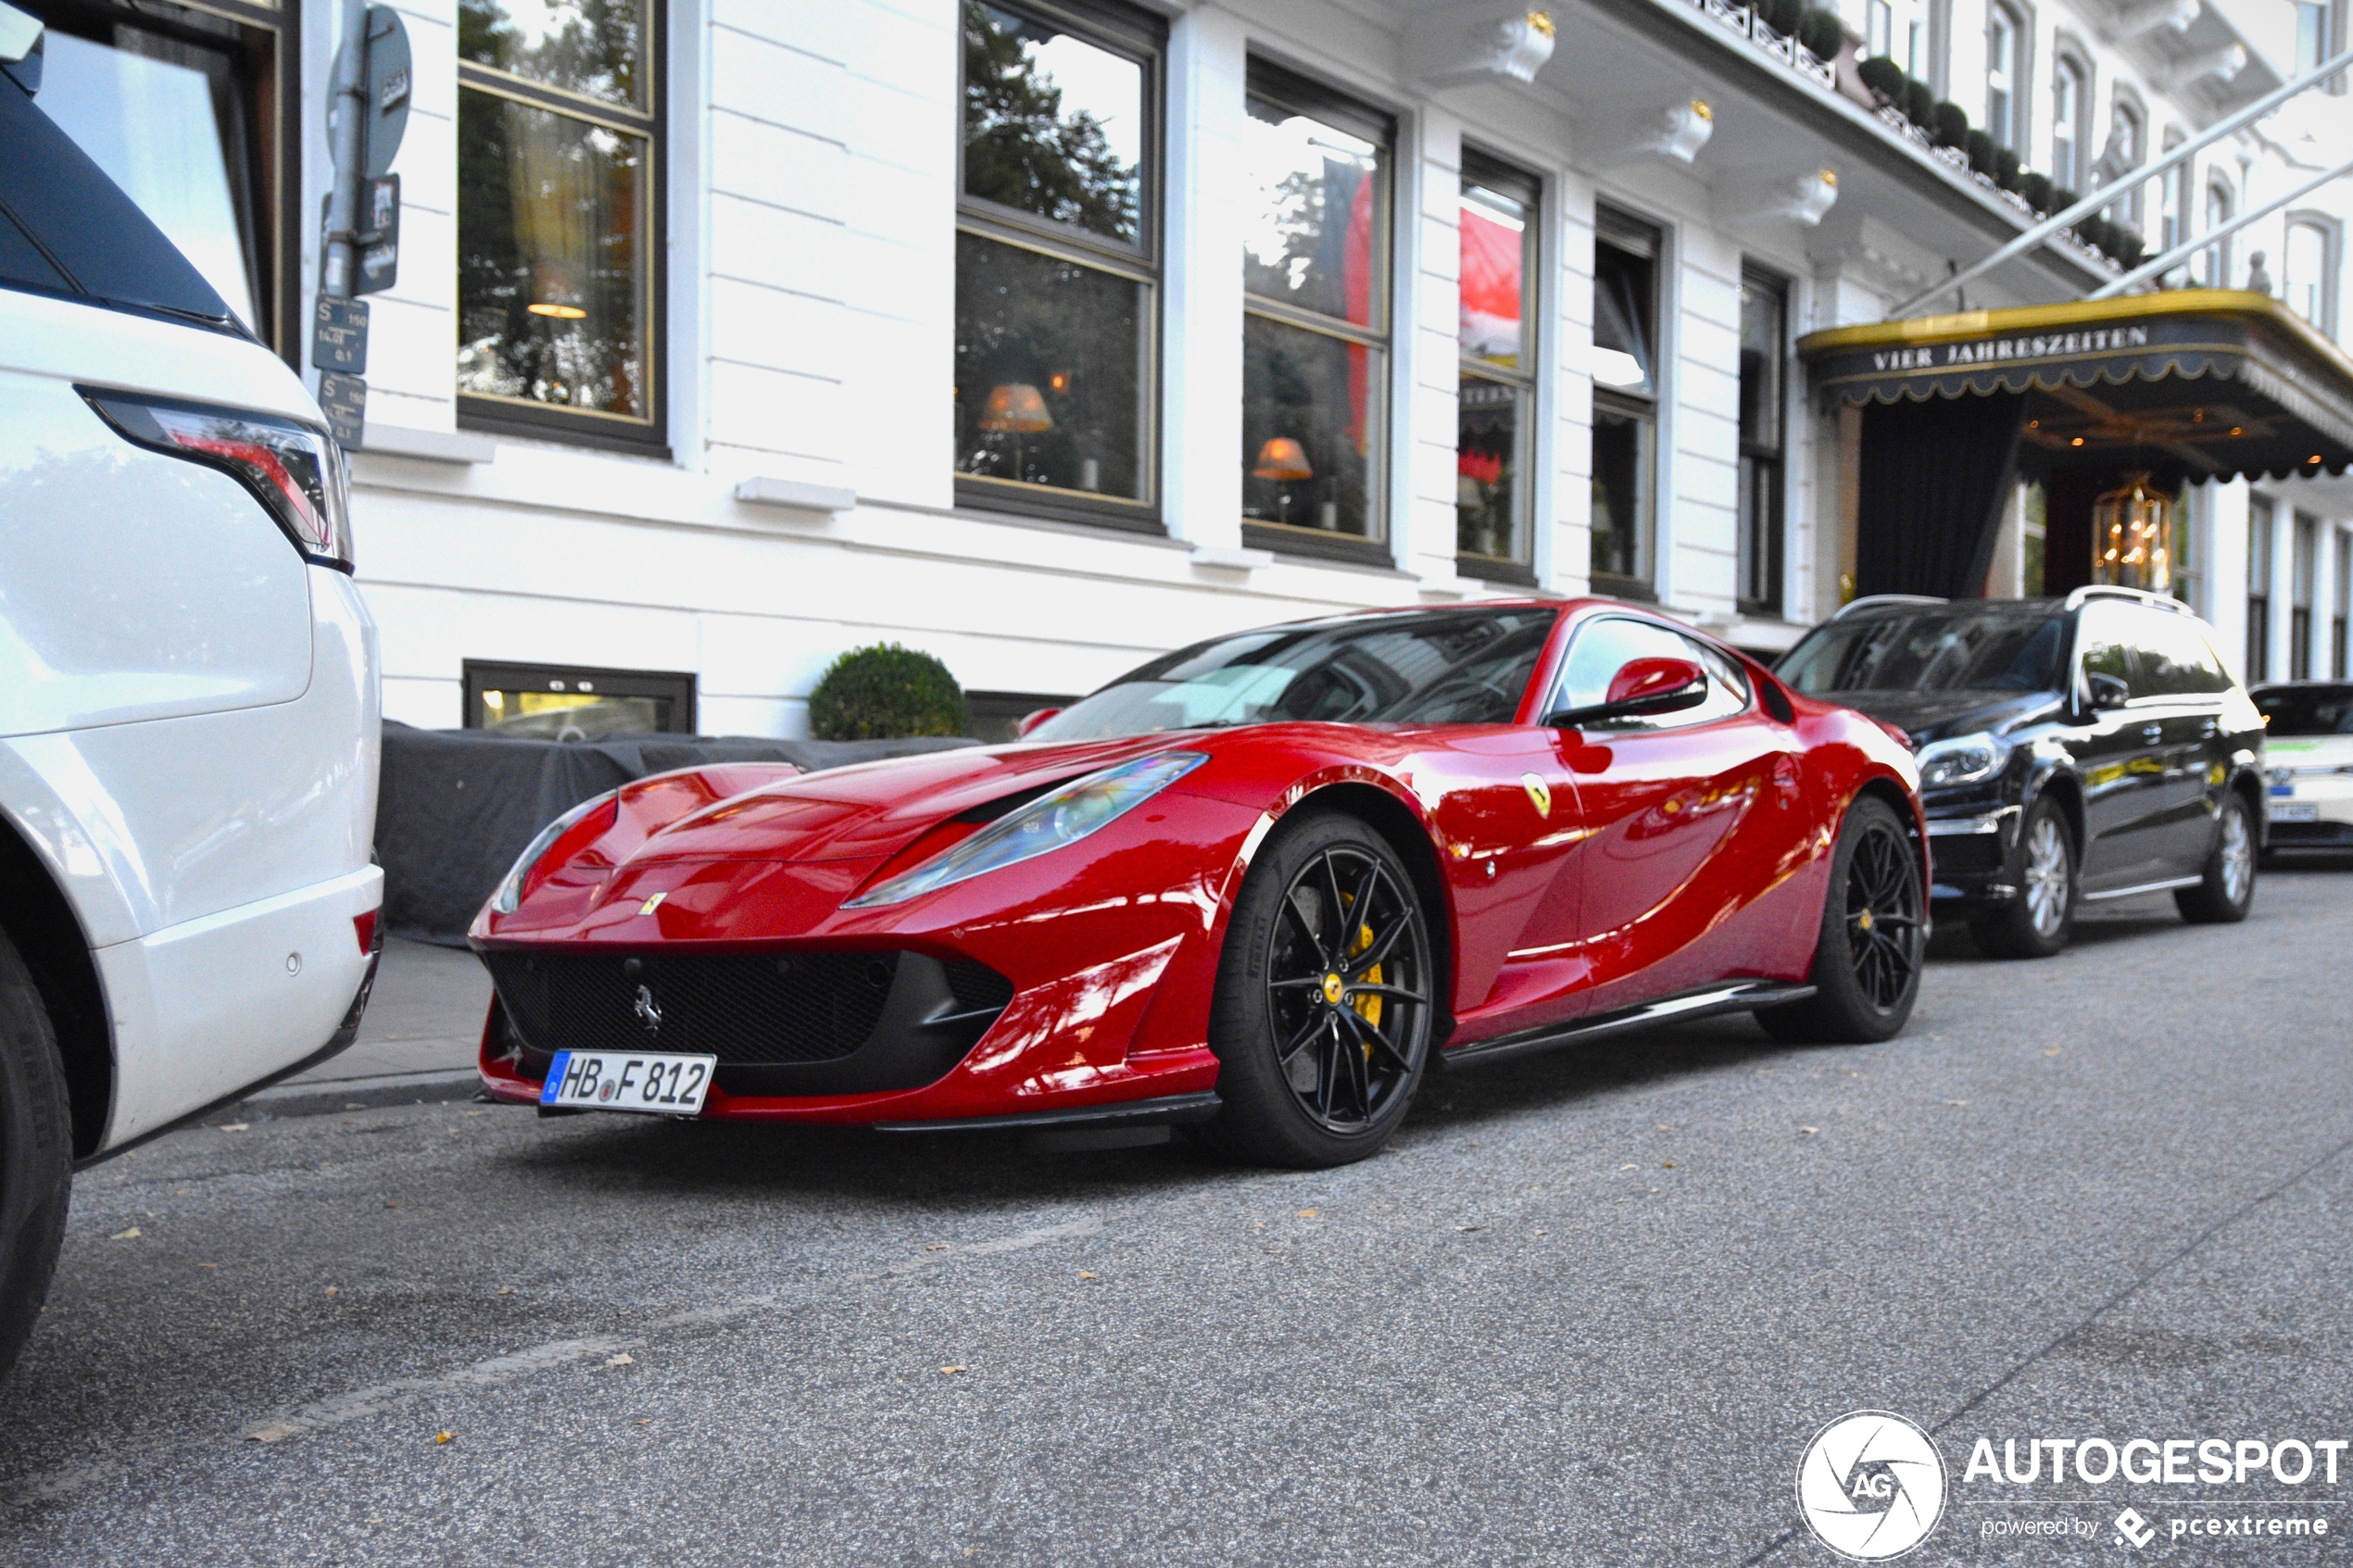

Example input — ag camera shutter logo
[1796,1411,1947,1560]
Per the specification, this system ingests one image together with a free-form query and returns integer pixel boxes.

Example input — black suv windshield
[1779,605,2068,696]
[2254,684,2353,735]
[1029,608,1558,741]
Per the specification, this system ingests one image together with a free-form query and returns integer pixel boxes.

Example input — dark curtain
[1856,391,2026,598]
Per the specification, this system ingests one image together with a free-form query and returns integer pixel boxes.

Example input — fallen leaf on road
[247,1423,300,1444]
[2045,1047,2061,1056]
[1455,1224,1482,1233]
[218,1123,248,1133]
[940,1365,966,1375]
[197,1262,217,1269]
[1661,1161,1676,1169]
[1077,1272,1097,1279]
[1945,1099,1970,1108]
[925,1243,950,1251]
[1296,1209,1319,1218]
[434,1431,453,1445]
[635,1420,651,1426]
[604,1354,634,1366]
[497,1286,515,1295]
[384,1200,399,1209]
[1799,1127,1818,1136]
[1617,1163,1638,1171]
[323,1286,339,1295]
[174,1188,190,1197]
[109,1227,140,1240]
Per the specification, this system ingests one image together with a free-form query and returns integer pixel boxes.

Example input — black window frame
[2293,510,2319,682]
[953,0,1165,533]
[2247,495,2273,682]
[1455,145,1541,587]
[2334,527,2350,679]
[18,0,301,365]
[456,0,668,455]
[1239,56,1395,569]
[461,659,697,735]
[1736,261,1789,618]
[1591,204,1662,601]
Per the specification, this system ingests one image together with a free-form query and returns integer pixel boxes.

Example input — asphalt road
[5,864,2350,1566]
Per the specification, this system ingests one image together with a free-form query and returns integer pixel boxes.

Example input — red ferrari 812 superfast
[474,600,1926,1167]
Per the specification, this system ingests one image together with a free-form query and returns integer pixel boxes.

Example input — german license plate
[540,1050,716,1114]
[2270,802,2319,822]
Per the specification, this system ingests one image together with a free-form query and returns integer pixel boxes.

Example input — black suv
[1775,587,2268,958]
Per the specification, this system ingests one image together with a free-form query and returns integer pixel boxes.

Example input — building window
[2173,483,2201,613]
[28,0,298,362]
[2247,495,2273,681]
[1457,149,1540,581]
[1985,4,2022,150]
[458,0,663,446]
[2159,131,2185,257]
[462,660,696,737]
[1867,0,1893,57]
[1592,207,1660,596]
[2051,56,2085,190]
[2293,512,2318,681]
[1240,62,1391,562]
[2201,178,2233,287]
[955,0,1161,527]
[2108,100,2145,228]
[1737,265,1787,616]
[2284,219,2334,331]
[2296,1,2331,73]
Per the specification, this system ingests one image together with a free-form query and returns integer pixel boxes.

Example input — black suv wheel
[1969,795,2078,959]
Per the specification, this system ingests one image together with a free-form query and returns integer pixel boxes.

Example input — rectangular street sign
[357,174,399,295]
[311,295,369,373]
[318,372,367,448]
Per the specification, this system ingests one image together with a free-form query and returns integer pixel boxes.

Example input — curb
[231,1070,489,1120]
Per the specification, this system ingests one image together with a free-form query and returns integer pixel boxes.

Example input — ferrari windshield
[1778,604,2068,696]
[1028,608,1559,741]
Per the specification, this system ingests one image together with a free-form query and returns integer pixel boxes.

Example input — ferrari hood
[619,734,1189,866]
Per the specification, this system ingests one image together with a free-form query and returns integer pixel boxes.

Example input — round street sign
[328,4,411,181]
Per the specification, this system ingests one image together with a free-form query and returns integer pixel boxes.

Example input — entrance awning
[1797,291,2353,485]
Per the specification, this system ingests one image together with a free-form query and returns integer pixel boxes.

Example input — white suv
[0,13,382,1376]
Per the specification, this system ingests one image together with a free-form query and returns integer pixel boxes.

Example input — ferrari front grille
[481,948,1013,1068]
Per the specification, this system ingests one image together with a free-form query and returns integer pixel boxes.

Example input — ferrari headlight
[489,790,619,914]
[845,751,1207,909]
[1914,731,2011,790]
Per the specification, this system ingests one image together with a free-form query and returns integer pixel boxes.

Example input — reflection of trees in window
[459,0,643,104]
[962,2,1138,243]
[1457,151,1539,577]
[953,0,1159,521]
[456,0,659,439]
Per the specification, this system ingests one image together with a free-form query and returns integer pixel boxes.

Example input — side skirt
[1436,980,1817,1072]
[871,1091,1223,1135]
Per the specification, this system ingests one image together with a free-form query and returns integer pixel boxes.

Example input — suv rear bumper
[92,863,384,1153]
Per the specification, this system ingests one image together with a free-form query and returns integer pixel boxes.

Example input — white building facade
[21,0,2353,737]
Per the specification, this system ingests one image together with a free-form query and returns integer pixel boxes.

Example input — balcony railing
[1690,0,1838,88]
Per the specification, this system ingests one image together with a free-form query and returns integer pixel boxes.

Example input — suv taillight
[80,389,356,571]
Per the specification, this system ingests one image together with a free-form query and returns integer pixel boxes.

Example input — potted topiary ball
[1797,6,1844,57]
[1931,101,1969,148]
[1856,55,1905,103]
[1964,128,1998,175]
[2020,170,2054,212]
[807,644,969,741]
[1902,79,1935,128]
[1994,147,2022,191]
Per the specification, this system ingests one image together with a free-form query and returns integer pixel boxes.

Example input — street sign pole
[321,0,368,304]
[312,1,409,448]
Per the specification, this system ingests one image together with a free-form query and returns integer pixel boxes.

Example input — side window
[2075,606,2133,697]
[2129,609,2233,698]
[1551,618,1748,731]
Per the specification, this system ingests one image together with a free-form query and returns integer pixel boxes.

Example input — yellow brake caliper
[1346,906,1382,1056]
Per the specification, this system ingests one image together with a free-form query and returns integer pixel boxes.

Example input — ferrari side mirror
[1544,656,1709,730]
[1014,707,1062,738]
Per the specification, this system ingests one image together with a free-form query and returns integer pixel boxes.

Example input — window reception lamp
[2092,472,2173,593]
[1253,436,1313,525]
[980,383,1052,483]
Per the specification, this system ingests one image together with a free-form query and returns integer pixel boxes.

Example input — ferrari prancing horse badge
[1520,773,1551,818]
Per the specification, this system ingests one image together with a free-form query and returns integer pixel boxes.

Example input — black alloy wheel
[0,929,72,1383]
[1759,797,1925,1045]
[1199,811,1435,1167]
